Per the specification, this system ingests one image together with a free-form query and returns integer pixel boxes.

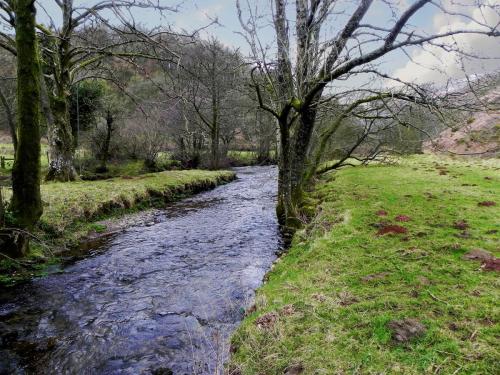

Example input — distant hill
[423,87,499,157]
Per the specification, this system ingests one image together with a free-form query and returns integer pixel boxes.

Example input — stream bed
[0,166,281,375]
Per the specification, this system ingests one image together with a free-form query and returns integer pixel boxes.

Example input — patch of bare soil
[255,312,278,330]
[395,215,411,222]
[280,304,297,316]
[387,318,426,343]
[338,291,359,306]
[481,258,500,272]
[462,249,500,272]
[453,220,469,230]
[284,364,304,375]
[377,225,408,235]
[478,201,496,207]
[361,272,390,282]
[462,248,493,262]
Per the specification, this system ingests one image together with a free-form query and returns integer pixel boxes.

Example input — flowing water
[0,166,281,375]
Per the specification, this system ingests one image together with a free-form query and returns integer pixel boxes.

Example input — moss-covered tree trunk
[210,124,220,170]
[46,94,77,181]
[276,117,294,229]
[288,104,319,205]
[99,110,114,171]
[43,8,77,182]
[8,0,43,256]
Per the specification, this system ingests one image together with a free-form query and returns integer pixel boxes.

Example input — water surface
[0,166,280,375]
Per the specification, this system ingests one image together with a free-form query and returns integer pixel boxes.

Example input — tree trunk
[290,101,320,200]
[276,119,294,226]
[210,125,220,169]
[0,87,17,152]
[9,0,43,256]
[44,11,77,182]
[99,110,113,171]
[0,229,29,258]
[46,95,77,181]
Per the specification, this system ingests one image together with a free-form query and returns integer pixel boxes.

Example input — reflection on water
[0,166,280,374]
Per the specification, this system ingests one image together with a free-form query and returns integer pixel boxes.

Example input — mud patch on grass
[255,312,278,330]
[284,363,304,375]
[481,258,500,272]
[377,225,408,235]
[395,215,411,222]
[387,318,426,343]
[280,305,297,316]
[453,220,469,230]
[462,249,493,262]
[362,272,390,282]
[478,201,496,207]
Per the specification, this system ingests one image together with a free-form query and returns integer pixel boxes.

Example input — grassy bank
[1,169,235,284]
[230,155,499,374]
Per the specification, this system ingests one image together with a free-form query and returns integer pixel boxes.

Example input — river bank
[0,169,235,285]
[229,155,499,374]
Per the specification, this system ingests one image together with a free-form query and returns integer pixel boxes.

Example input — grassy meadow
[229,155,499,374]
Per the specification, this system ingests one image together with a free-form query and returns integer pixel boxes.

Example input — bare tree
[1,0,180,181]
[237,0,499,227]
[168,38,245,169]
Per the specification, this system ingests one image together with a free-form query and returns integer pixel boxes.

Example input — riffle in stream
[0,166,281,375]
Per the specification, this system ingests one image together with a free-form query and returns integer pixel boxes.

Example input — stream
[0,166,281,375]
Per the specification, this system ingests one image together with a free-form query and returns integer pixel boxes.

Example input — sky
[35,0,500,86]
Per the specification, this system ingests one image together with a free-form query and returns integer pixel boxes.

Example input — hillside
[424,88,499,156]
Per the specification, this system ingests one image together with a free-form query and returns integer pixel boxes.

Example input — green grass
[0,143,49,178]
[228,150,259,165]
[229,155,499,375]
[36,169,234,236]
[227,150,277,166]
[1,143,174,180]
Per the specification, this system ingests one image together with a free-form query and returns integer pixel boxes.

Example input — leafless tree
[1,0,181,181]
[166,37,246,169]
[237,0,499,227]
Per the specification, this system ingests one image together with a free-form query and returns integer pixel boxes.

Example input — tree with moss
[1,0,180,181]
[7,0,42,256]
[238,0,499,230]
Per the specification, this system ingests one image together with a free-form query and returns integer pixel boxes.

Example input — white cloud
[392,3,500,85]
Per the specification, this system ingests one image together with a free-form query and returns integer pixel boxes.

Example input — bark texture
[9,0,43,249]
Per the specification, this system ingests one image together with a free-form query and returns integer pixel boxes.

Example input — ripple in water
[0,166,281,375]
